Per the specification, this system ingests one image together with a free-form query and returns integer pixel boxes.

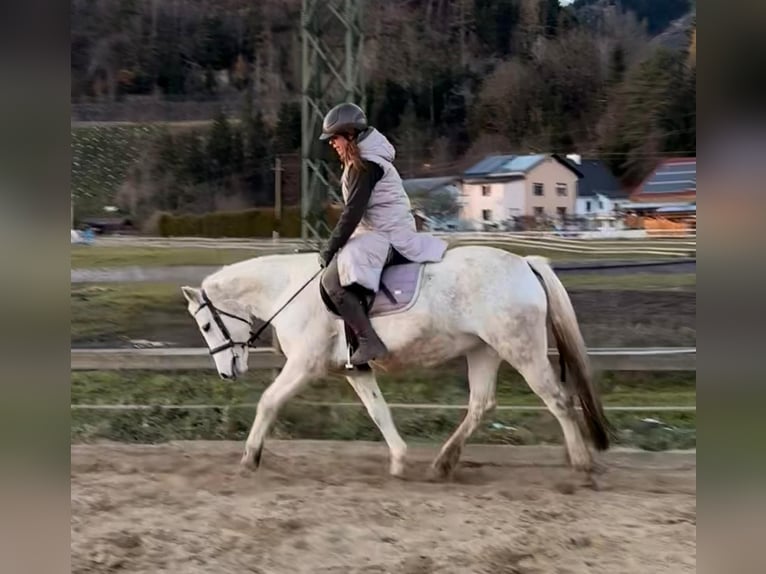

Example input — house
[629,157,696,204]
[619,157,697,231]
[460,153,582,229]
[564,154,629,229]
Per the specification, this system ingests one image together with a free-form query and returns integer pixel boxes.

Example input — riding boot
[333,288,388,365]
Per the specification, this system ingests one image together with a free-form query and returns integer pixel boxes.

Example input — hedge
[157,206,343,238]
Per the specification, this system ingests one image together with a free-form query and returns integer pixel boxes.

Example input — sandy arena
[71,440,696,573]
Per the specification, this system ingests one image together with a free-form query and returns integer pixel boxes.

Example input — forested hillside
[71,0,695,220]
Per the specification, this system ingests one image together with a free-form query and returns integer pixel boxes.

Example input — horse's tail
[525,255,612,451]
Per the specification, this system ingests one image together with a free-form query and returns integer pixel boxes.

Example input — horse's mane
[201,251,318,298]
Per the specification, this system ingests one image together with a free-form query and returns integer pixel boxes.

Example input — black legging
[320,255,345,300]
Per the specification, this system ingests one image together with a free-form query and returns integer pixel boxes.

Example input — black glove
[318,249,332,269]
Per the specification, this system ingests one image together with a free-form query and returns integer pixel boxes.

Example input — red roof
[631,157,696,201]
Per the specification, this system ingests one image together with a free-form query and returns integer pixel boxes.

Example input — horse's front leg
[240,357,314,470]
[346,368,408,477]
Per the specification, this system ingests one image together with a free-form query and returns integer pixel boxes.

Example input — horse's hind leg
[430,344,502,480]
[346,368,408,477]
[498,329,593,472]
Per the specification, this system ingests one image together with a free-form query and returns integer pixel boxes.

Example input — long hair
[341,137,365,172]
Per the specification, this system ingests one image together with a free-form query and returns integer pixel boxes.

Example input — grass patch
[71,369,695,449]
[71,283,193,346]
[71,368,695,407]
[71,403,695,450]
[561,273,696,291]
[71,278,696,348]
[72,242,694,268]
[71,405,696,450]
[453,241,694,261]
[71,246,264,268]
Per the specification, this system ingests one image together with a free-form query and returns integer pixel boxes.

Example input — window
[556,183,567,196]
[533,183,544,196]
[598,200,604,210]
[556,206,567,219]
[533,206,544,217]
[585,200,591,212]
[481,185,491,196]
[482,209,492,221]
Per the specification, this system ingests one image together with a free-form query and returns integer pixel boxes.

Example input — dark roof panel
[640,158,697,194]
[562,158,625,198]
[463,155,516,177]
[464,153,581,178]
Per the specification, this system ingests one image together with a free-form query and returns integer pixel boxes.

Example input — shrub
[157,204,345,238]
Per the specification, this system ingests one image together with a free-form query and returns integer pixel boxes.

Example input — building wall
[575,194,617,217]
[524,158,578,217]
[460,181,514,225]
[502,180,525,219]
[629,190,696,204]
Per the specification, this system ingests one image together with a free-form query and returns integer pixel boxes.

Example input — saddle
[319,252,426,368]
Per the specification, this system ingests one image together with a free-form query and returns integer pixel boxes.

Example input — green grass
[71,406,696,450]
[71,246,264,268]
[70,369,695,449]
[72,242,695,268]
[453,241,695,261]
[561,272,696,291]
[71,273,695,346]
[71,283,191,346]
[71,369,696,407]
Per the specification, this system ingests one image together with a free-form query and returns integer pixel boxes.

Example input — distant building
[564,154,629,230]
[628,157,696,204]
[460,154,582,229]
[619,157,697,231]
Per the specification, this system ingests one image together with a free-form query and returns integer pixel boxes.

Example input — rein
[196,268,323,355]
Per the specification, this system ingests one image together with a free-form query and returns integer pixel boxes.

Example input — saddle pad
[369,262,424,317]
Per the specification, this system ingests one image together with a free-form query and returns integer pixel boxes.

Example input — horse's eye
[202,323,211,332]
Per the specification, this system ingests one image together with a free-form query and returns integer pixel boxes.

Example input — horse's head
[181,286,252,380]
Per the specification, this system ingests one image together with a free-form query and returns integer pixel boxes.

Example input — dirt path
[71,441,696,574]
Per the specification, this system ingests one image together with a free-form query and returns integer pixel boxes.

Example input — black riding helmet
[319,102,368,140]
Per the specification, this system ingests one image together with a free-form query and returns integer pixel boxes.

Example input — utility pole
[301,0,365,245]
[272,156,283,240]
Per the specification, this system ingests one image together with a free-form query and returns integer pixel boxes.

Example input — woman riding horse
[317,102,447,365]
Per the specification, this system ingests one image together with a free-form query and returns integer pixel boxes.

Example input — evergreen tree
[274,102,301,153]
[207,110,233,184]
[609,45,626,85]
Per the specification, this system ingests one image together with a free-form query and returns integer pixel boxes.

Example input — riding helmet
[319,102,368,140]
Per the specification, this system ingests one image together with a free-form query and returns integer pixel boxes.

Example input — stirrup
[344,344,355,370]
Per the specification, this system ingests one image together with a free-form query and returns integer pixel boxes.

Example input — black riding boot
[333,288,388,365]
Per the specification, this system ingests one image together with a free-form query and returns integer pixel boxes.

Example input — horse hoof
[583,473,603,491]
[390,462,406,479]
[568,448,594,473]
[427,461,452,482]
[239,454,256,471]
[240,445,263,471]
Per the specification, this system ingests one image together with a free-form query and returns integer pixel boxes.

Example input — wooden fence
[71,347,696,372]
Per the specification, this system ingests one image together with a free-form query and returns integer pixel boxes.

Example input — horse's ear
[181,286,201,304]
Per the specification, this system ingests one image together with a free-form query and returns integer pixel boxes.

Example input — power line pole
[272,156,283,240]
[301,0,365,245]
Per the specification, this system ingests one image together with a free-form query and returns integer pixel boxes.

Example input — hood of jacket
[357,127,396,163]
